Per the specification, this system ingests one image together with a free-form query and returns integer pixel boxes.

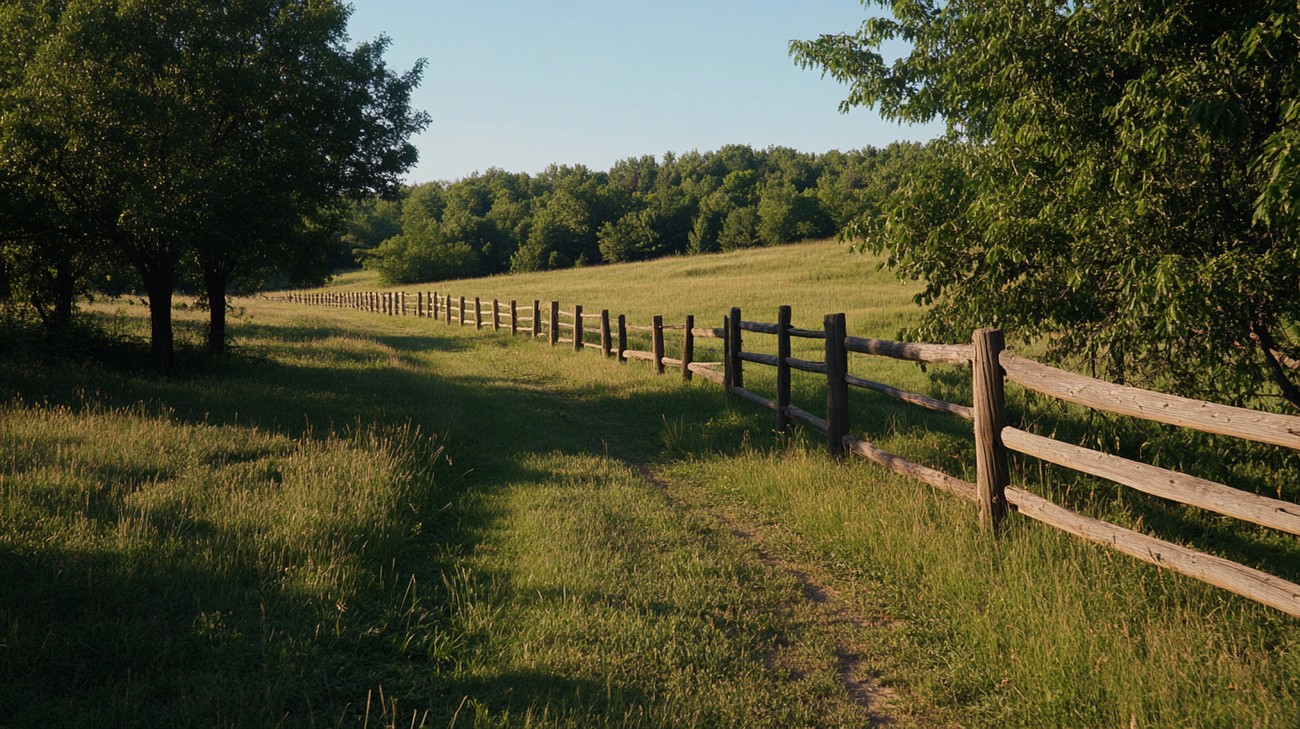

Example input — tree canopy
[792,1,1300,410]
[0,0,427,369]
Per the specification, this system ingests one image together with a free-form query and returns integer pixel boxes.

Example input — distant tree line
[351,143,926,283]
[0,1,427,372]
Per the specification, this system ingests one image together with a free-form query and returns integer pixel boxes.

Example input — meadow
[2,240,1298,727]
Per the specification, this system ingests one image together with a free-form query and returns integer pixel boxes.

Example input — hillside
[1,241,1297,727]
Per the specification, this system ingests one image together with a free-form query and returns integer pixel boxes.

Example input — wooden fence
[281,289,1300,620]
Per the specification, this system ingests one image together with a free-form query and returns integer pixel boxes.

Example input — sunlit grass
[2,239,1298,726]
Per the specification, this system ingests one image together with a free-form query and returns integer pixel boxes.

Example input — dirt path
[636,465,907,727]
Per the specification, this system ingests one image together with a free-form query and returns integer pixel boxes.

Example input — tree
[757,184,834,246]
[793,2,1300,410]
[0,0,427,367]
[717,206,762,251]
[598,210,659,263]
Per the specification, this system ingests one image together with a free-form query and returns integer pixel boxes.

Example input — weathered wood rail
[282,289,1300,620]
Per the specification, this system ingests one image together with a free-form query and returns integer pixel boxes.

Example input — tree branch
[1250,321,1300,412]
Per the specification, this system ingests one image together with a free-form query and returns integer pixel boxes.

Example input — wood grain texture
[1001,353,1300,450]
[844,374,974,420]
[845,337,973,366]
[687,363,724,385]
[1006,486,1300,619]
[973,328,1010,527]
[844,435,978,502]
[1002,427,1300,537]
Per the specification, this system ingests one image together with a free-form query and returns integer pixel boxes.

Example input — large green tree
[793,2,1300,409]
[0,0,427,367]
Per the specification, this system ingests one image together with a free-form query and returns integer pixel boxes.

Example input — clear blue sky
[346,1,941,184]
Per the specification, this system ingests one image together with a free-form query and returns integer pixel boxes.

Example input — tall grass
[2,239,1298,726]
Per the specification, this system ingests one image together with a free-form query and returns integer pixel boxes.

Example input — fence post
[973,328,1010,530]
[617,315,627,361]
[682,315,694,381]
[417,291,423,318]
[492,299,500,331]
[532,300,541,337]
[402,292,407,316]
[777,305,792,433]
[459,296,466,326]
[728,307,743,390]
[446,294,452,324]
[510,300,518,335]
[652,315,665,375]
[573,304,584,351]
[723,316,732,389]
[598,310,611,357]
[549,301,559,346]
[475,297,482,329]
[824,313,849,458]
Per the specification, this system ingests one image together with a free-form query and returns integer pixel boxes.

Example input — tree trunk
[146,280,175,374]
[204,264,230,355]
[49,261,75,330]
[131,258,177,375]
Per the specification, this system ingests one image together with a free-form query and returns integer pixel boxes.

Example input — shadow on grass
[4,309,1299,726]
[0,315,756,726]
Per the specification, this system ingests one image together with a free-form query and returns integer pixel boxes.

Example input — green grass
[2,239,1299,726]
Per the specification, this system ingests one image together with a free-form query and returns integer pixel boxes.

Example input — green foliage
[0,0,428,366]
[354,144,931,281]
[598,210,660,263]
[757,185,835,246]
[718,206,763,250]
[792,2,1300,409]
[339,196,404,266]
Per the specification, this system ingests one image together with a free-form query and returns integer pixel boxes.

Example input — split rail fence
[282,289,1300,619]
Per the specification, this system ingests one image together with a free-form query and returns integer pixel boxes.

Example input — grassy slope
[2,240,1297,726]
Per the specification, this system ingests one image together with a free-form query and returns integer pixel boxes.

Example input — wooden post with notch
[652,315,665,374]
[549,300,559,346]
[973,327,1010,529]
[492,298,500,331]
[825,313,849,458]
[574,304,584,351]
[510,300,518,335]
[474,297,482,329]
[682,315,694,381]
[458,296,465,326]
[532,300,541,337]
[777,305,792,433]
[728,307,743,390]
[617,315,627,361]
[600,310,611,358]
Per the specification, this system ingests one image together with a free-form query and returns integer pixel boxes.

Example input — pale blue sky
[346,1,941,183]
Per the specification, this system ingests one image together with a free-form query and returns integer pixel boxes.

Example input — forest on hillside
[346,142,925,284]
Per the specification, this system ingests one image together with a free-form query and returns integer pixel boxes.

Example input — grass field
[2,240,1298,727]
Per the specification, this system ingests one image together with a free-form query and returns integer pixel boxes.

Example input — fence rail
[279,288,1300,620]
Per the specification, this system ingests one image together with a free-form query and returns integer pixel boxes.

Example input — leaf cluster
[793,1,1300,409]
